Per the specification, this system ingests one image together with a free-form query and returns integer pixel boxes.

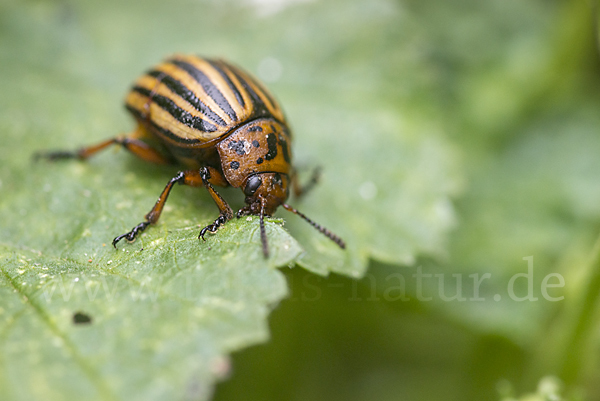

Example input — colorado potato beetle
[36,55,345,257]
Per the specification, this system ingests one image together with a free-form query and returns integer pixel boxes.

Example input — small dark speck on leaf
[73,312,92,325]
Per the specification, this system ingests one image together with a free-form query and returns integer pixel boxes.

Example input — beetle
[35,54,345,257]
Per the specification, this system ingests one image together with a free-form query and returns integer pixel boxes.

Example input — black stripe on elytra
[227,65,271,119]
[168,60,238,122]
[242,70,279,113]
[133,86,218,133]
[126,105,203,144]
[206,59,246,109]
[148,70,227,126]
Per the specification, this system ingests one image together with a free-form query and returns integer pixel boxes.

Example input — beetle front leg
[113,170,203,247]
[198,167,234,241]
[236,206,252,218]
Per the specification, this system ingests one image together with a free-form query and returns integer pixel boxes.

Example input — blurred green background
[2,0,600,400]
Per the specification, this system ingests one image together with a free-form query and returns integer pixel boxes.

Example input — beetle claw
[198,214,229,241]
[113,221,150,248]
[236,207,251,218]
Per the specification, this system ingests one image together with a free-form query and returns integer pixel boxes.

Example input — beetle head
[242,172,289,215]
[241,171,345,258]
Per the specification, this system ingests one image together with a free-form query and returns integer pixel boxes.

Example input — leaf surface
[0,0,460,399]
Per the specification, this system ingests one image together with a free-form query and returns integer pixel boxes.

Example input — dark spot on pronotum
[270,124,277,133]
[228,140,246,156]
[265,134,278,160]
[73,312,92,325]
[230,161,240,170]
[248,126,263,132]
[256,157,263,164]
[278,134,291,163]
[252,140,260,148]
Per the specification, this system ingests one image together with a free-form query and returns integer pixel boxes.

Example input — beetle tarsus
[236,206,251,218]
[113,221,151,248]
[198,214,229,241]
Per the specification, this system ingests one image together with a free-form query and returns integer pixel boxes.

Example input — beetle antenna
[260,200,269,258]
[282,203,346,249]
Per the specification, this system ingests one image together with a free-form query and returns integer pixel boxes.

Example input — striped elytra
[35,54,345,257]
[125,55,286,148]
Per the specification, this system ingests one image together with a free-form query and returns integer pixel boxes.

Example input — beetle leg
[113,169,204,247]
[34,138,116,161]
[236,206,252,218]
[198,167,234,241]
[114,136,172,165]
[292,166,321,199]
[34,128,172,165]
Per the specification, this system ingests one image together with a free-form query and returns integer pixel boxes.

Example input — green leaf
[0,0,460,399]
[216,1,600,400]
[0,228,298,401]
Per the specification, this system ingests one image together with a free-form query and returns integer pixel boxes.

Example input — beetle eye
[244,176,262,196]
